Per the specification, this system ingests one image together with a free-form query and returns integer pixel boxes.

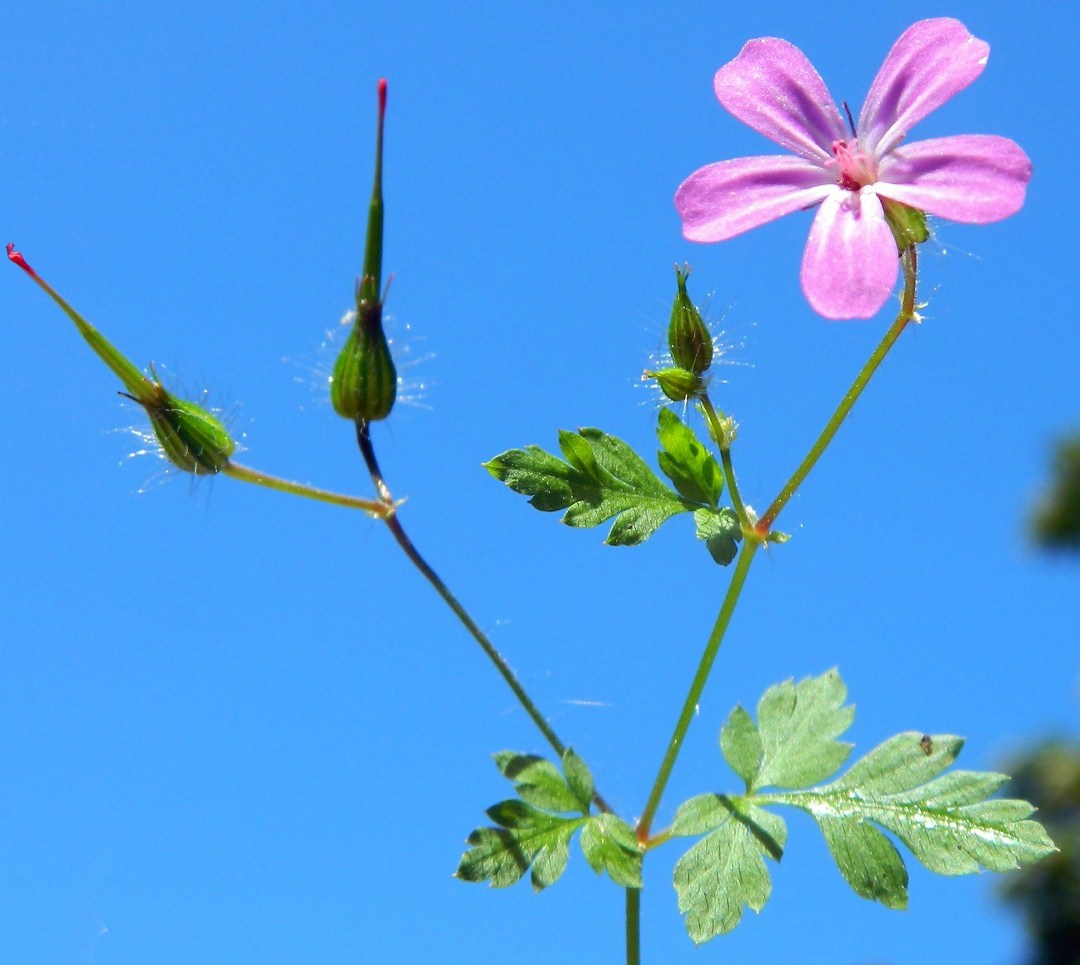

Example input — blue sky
[1,2,1076,962]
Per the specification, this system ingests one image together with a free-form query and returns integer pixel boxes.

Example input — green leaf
[753,669,854,790]
[579,813,644,888]
[493,751,582,814]
[720,705,763,790]
[457,749,605,892]
[772,730,1057,902]
[656,408,723,506]
[694,507,741,566]
[792,732,1057,875]
[562,747,594,814]
[672,798,786,943]
[671,672,1057,941]
[455,801,583,891]
[484,428,692,546]
[816,814,908,909]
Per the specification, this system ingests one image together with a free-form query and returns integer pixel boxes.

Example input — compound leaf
[485,427,692,546]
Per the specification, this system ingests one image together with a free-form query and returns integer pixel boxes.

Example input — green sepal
[881,196,930,252]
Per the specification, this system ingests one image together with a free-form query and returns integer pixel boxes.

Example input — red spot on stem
[378,78,387,119]
[6,243,36,277]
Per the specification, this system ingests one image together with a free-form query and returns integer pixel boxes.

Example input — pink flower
[675,18,1032,319]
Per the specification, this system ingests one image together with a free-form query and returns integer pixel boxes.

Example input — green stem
[625,887,641,965]
[758,247,919,532]
[223,461,390,516]
[354,420,614,814]
[637,539,759,839]
[699,392,749,529]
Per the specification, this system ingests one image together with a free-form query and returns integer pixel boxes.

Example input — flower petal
[801,189,898,319]
[676,155,834,242]
[859,19,989,156]
[876,135,1032,223]
[715,38,846,163]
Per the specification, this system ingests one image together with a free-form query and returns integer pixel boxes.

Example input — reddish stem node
[6,243,36,277]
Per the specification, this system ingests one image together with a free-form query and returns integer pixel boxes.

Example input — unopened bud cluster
[644,265,714,402]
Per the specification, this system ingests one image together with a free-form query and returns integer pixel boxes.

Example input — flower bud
[330,299,397,421]
[881,196,929,252]
[668,266,713,376]
[643,365,705,402]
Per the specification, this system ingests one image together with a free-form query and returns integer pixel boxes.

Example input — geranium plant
[9,18,1054,962]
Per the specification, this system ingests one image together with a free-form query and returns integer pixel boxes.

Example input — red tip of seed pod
[378,78,387,117]
[6,242,36,277]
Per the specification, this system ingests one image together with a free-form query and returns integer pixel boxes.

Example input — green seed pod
[6,243,236,475]
[142,385,236,475]
[644,365,705,403]
[330,301,397,421]
[329,79,398,423]
[668,266,713,376]
[881,196,930,252]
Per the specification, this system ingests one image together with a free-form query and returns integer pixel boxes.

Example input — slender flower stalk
[758,246,919,533]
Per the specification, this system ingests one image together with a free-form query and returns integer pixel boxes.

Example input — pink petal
[715,38,846,163]
[676,155,834,242]
[876,135,1032,223]
[859,19,989,156]
[801,189,898,319]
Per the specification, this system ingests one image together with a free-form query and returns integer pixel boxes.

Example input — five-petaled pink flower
[675,18,1032,319]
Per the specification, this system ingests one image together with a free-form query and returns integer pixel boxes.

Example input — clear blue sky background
[1,2,1076,963]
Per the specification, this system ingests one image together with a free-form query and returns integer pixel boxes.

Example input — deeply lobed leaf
[672,800,786,943]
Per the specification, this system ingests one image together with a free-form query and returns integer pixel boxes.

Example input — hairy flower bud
[643,365,705,403]
[668,266,713,376]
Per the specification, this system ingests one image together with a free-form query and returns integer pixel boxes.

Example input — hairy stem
[223,462,390,515]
